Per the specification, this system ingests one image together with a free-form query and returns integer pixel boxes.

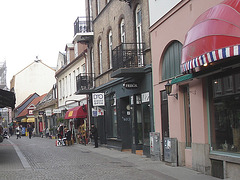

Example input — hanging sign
[53,109,61,114]
[45,110,52,116]
[92,93,105,106]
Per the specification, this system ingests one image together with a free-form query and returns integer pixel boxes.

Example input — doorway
[161,91,169,160]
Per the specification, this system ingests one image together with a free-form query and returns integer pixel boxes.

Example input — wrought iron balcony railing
[74,16,93,36]
[76,73,94,91]
[112,43,145,71]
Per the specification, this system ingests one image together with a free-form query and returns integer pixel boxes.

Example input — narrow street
[0,136,220,180]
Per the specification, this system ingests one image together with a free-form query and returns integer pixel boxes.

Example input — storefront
[92,68,154,156]
[65,104,88,141]
[151,0,240,179]
[179,1,240,178]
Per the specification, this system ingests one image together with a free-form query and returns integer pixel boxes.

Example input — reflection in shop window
[210,73,240,154]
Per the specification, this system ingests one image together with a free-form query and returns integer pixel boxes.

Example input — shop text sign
[92,93,105,106]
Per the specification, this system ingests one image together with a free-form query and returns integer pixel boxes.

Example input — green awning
[171,74,193,84]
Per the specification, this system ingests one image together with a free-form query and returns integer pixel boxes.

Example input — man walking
[90,124,98,148]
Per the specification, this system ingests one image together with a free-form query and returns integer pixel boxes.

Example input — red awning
[64,105,88,119]
[181,0,240,73]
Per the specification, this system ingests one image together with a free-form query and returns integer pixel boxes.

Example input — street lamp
[165,81,178,100]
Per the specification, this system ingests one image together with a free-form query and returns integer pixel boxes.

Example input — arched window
[108,30,113,69]
[98,40,103,74]
[162,41,182,80]
[120,19,125,44]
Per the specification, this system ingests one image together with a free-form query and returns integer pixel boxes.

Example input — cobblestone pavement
[0,136,220,180]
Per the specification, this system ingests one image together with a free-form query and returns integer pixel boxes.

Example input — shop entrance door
[161,91,169,160]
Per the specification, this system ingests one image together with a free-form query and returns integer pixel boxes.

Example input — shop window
[210,73,240,154]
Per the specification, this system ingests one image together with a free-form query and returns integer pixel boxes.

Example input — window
[183,86,192,148]
[67,49,70,64]
[120,19,125,43]
[98,40,103,74]
[59,80,62,99]
[162,41,182,80]
[65,76,68,97]
[82,63,86,73]
[108,30,113,69]
[74,43,78,58]
[135,5,143,66]
[69,73,72,96]
[62,78,65,98]
[97,0,100,15]
[210,72,240,154]
[90,48,94,74]
[73,71,76,93]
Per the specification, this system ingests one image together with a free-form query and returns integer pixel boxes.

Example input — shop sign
[39,111,44,115]
[141,92,150,103]
[92,108,97,117]
[123,82,138,89]
[92,93,105,106]
[53,109,61,114]
[45,110,52,116]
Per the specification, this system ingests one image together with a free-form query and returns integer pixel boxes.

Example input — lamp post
[165,81,178,100]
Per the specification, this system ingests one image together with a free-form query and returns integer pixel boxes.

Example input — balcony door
[135,5,143,66]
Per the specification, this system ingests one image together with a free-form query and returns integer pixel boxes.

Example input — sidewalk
[77,142,221,180]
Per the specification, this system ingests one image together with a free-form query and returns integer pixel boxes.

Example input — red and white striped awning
[181,0,240,73]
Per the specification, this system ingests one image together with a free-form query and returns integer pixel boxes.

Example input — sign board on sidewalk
[92,93,105,106]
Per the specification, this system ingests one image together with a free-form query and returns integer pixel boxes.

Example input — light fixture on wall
[165,81,178,100]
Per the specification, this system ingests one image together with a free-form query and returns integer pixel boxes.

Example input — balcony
[111,43,145,78]
[73,17,93,43]
[76,73,95,94]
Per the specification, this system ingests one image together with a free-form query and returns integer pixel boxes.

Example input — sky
[0,0,85,88]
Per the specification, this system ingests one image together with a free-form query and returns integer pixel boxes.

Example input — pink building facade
[150,0,240,179]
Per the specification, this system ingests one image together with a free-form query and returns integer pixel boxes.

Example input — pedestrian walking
[90,124,98,148]
[65,128,72,146]
[16,125,21,139]
[27,125,33,139]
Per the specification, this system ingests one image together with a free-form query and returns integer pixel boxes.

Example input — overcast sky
[0,0,85,88]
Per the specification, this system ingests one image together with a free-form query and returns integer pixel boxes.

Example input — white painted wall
[13,60,56,106]
[57,56,87,110]
[148,0,182,26]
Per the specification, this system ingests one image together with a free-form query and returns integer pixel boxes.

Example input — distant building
[10,60,56,107]
[55,42,88,130]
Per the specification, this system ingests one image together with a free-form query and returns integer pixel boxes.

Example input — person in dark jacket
[65,128,72,146]
[27,125,33,139]
[90,124,98,148]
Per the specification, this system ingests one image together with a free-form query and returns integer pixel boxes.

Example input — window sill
[210,151,240,164]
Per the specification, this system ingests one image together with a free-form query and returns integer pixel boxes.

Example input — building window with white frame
[62,78,65,98]
[97,0,100,15]
[69,73,72,96]
[65,76,68,98]
[59,80,62,99]
[120,19,125,43]
[135,5,143,66]
[67,49,70,64]
[91,48,94,74]
[108,30,113,69]
[82,63,86,73]
[98,40,103,74]
[73,70,76,93]
[74,43,78,58]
